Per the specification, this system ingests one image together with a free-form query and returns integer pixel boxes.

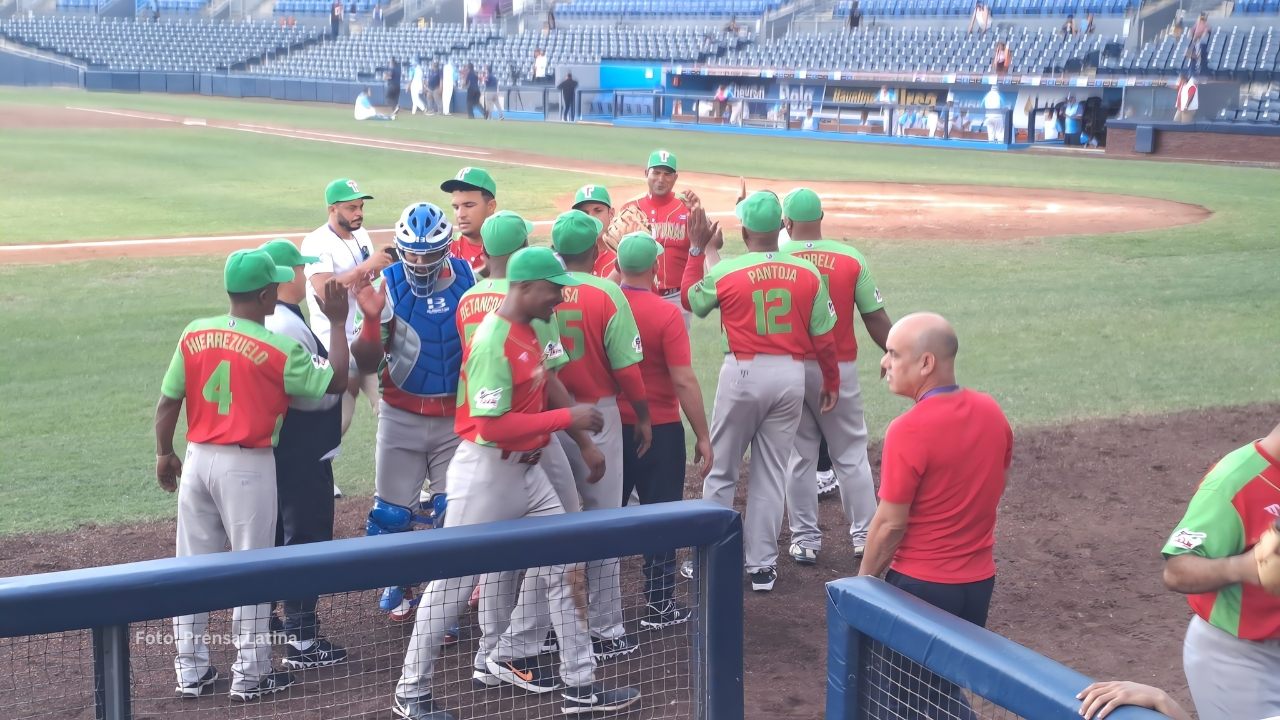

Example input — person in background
[384,58,402,118]
[992,40,1012,75]
[442,59,456,115]
[1084,12,1095,33]
[1064,93,1083,144]
[330,0,341,39]
[354,88,394,121]
[968,0,991,34]
[409,59,426,115]
[464,63,485,119]
[558,72,579,123]
[1076,681,1191,720]
[983,85,1005,143]
[1191,13,1211,74]
[533,48,549,82]
[1174,74,1199,124]
[547,0,556,30]
[1062,13,1077,35]
[801,107,817,131]
[483,65,504,120]
[426,61,443,115]
[372,2,383,26]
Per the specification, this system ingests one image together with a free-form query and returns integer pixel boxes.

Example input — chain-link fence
[0,502,742,720]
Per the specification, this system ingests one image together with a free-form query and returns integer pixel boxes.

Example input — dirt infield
[0,104,1210,265]
[6,405,1275,717]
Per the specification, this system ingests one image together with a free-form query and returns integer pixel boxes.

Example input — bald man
[858,313,1011,717]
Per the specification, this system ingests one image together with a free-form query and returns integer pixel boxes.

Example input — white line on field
[66,106,187,124]
[236,123,492,155]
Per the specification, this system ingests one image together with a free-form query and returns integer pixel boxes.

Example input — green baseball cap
[551,210,603,255]
[782,188,823,223]
[736,190,783,234]
[647,149,677,171]
[259,238,320,268]
[479,210,533,257]
[325,178,373,206]
[573,184,613,209]
[508,246,583,286]
[224,248,294,293]
[616,230,664,272]
[441,166,497,196]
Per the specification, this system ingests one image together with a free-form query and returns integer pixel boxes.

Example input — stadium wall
[0,48,82,87]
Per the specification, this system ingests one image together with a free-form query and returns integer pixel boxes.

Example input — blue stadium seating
[1235,0,1280,15]
[836,0,1137,16]
[558,0,783,18]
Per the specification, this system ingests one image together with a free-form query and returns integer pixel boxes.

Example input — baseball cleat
[640,601,690,630]
[853,544,866,559]
[283,638,347,669]
[816,469,838,496]
[789,542,819,565]
[333,485,343,498]
[382,586,420,621]
[175,667,218,698]
[486,656,561,694]
[591,635,639,661]
[229,671,294,701]
[541,630,559,654]
[393,692,455,720]
[562,682,641,715]
[749,567,778,592]
[472,667,501,689]
[679,560,694,580]
[443,623,460,645]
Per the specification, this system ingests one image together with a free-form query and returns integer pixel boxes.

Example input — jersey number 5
[752,289,792,336]
[202,360,233,415]
[559,310,586,361]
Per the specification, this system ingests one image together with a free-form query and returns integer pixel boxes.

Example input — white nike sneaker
[333,485,343,499]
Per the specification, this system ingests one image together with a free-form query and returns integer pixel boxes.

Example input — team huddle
[151,149,1008,720]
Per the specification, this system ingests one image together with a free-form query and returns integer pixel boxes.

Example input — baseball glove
[601,204,650,250]
[1255,520,1280,595]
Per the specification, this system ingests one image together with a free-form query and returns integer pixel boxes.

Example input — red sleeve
[1004,419,1014,470]
[664,310,692,367]
[680,252,705,311]
[813,330,840,395]
[612,362,648,405]
[474,408,573,445]
[878,419,924,505]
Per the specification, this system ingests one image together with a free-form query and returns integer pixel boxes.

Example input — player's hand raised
[318,278,350,322]
[156,452,182,493]
[568,405,604,434]
[354,280,385,320]
[688,206,715,250]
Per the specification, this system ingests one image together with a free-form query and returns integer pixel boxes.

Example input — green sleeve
[282,338,335,399]
[160,342,186,399]
[1162,486,1245,559]
[535,315,569,371]
[687,267,720,319]
[809,273,838,336]
[849,247,885,313]
[602,285,643,369]
[465,335,514,417]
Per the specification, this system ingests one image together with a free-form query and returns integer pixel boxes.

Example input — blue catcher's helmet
[394,202,453,297]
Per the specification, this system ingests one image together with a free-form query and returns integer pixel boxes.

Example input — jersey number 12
[752,289,792,336]
[202,360,233,415]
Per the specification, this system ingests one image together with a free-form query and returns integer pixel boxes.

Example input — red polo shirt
[618,286,689,425]
[879,388,1013,584]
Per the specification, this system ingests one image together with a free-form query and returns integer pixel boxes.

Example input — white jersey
[301,222,375,352]
[265,302,342,412]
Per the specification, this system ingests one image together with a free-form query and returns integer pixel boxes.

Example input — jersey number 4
[201,360,233,415]
[752,289,792,336]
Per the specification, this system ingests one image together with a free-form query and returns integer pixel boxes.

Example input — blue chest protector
[382,258,475,396]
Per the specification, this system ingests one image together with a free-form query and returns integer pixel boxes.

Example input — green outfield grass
[1,87,1278,535]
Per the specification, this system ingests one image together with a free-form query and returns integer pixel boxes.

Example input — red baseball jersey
[879,389,1013,584]
[684,252,836,358]
[160,315,334,448]
[455,278,568,371]
[593,246,618,279]
[556,273,643,403]
[619,286,689,426]
[626,193,690,291]
[450,236,486,273]
[783,239,884,362]
[456,314,562,452]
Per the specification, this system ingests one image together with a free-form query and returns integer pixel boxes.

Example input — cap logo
[583,185,596,196]
[456,167,472,180]
[658,151,670,163]
[346,180,360,193]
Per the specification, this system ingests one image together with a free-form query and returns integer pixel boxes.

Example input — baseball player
[616,230,713,628]
[680,191,839,592]
[444,167,498,275]
[617,150,719,324]
[301,178,394,497]
[1161,421,1280,720]
[496,210,652,661]
[154,249,349,700]
[780,188,892,564]
[392,246,640,720]
[259,239,348,670]
[571,184,619,279]
[350,203,476,622]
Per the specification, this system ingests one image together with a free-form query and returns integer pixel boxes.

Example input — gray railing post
[825,600,862,720]
[92,624,131,720]
[696,513,743,720]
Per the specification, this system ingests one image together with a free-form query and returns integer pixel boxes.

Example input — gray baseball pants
[703,354,805,573]
[1183,615,1280,719]
[373,401,459,506]
[396,440,595,699]
[172,442,277,692]
[786,360,877,550]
